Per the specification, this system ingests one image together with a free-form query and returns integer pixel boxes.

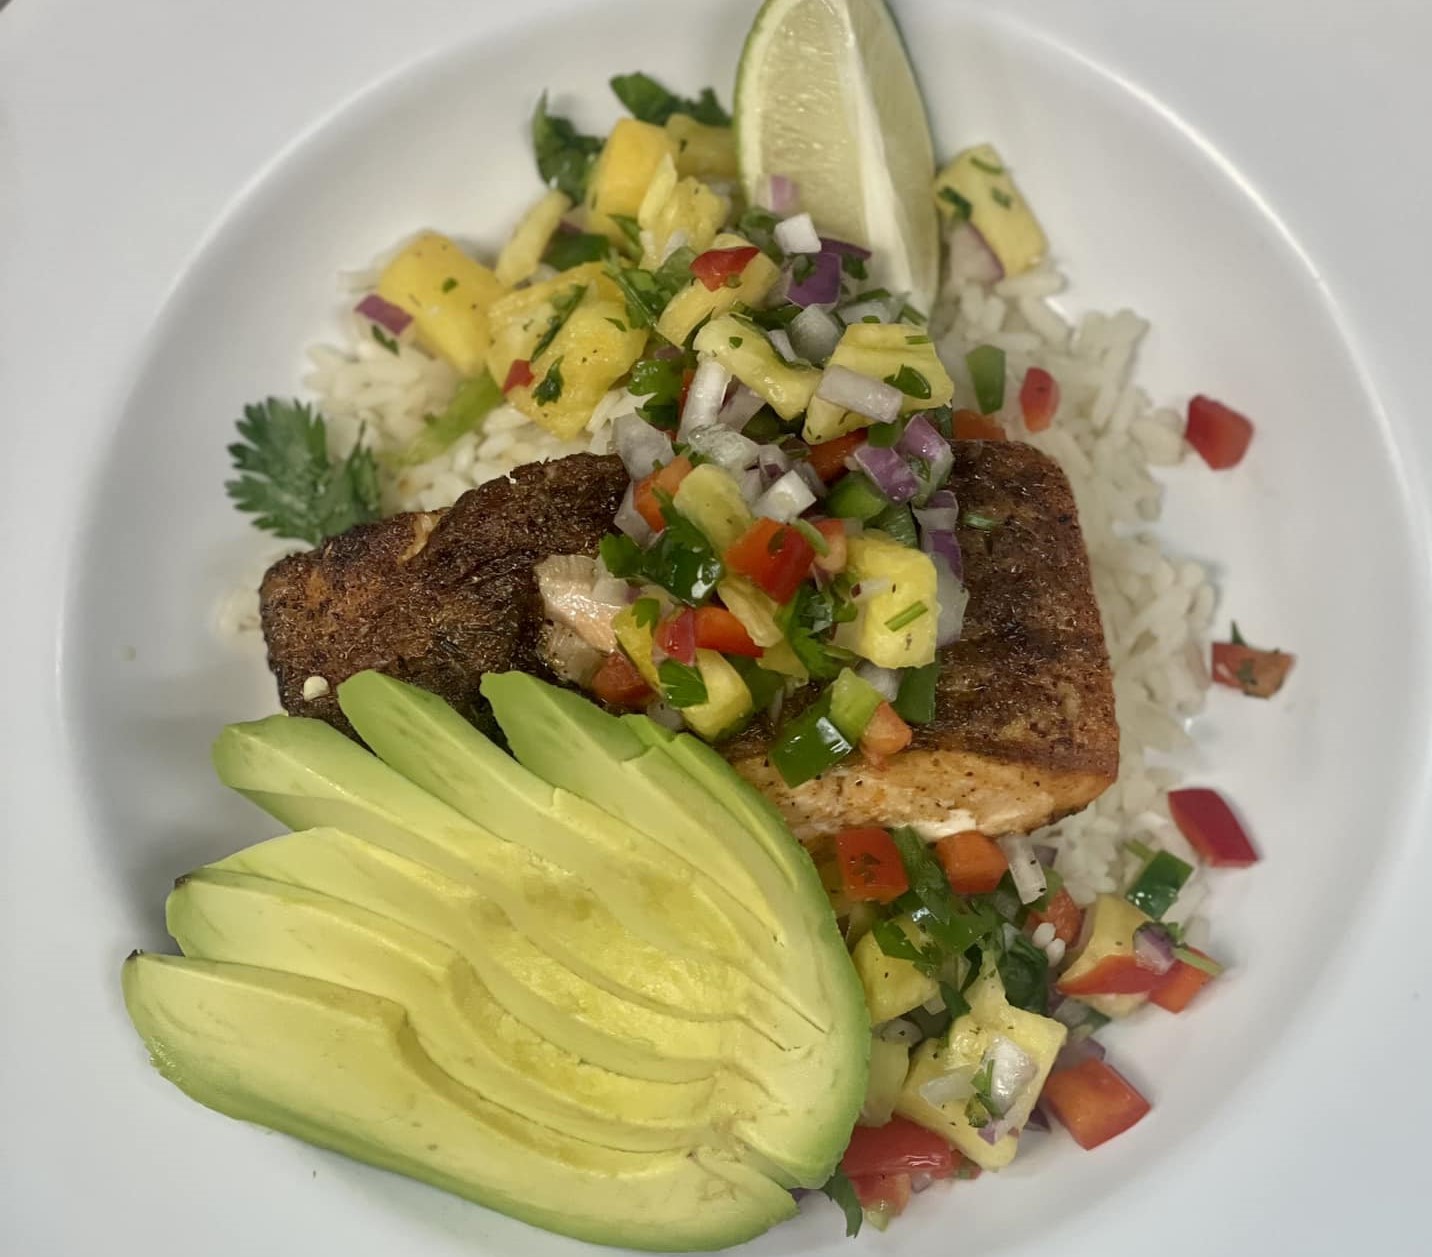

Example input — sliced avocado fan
[123,672,868,1251]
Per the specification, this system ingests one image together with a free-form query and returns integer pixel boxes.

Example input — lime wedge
[735,0,939,311]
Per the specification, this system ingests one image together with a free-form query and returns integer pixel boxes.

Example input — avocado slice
[123,954,797,1251]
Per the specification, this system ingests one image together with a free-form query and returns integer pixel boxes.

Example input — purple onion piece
[1024,1106,1051,1133]
[1054,1038,1107,1074]
[948,221,1004,286]
[920,529,965,585]
[756,444,792,485]
[818,236,872,260]
[924,488,958,510]
[913,504,959,534]
[786,250,842,307]
[1133,923,1178,975]
[651,344,684,361]
[354,294,412,336]
[760,174,800,215]
[853,444,920,504]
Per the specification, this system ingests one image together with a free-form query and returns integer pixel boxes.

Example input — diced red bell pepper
[633,455,694,533]
[812,518,849,574]
[951,408,1007,441]
[1019,367,1060,432]
[849,1172,913,1217]
[1026,887,1084,947]
[1167,788,1260,867]
[589,652,652,709]
[807,432,867,482]
[692,606,761,657]
[503,359,534,392]
[934,830,1008,895]
[1185,395,1254,469]
[1211,640,1294,698]
[842,1116,959,1178]
[723,518,815,603]
[654,608,697,665]
[1149,950,1217,1013]
[690,246,761,291]
[1043,1058,1151,1150]
[1056,953,1165,997]
[835,827,909,905]
[860,701,913,760]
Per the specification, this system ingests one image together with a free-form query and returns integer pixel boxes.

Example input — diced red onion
[788,305,843,363]
[947,221,1004,287]
[774,212,822,255]
[791,458,827,499]
[614,482,654,544]
[925,488,958,510]
[853,443,919,504]
[756,444,792,483]
[900,413,955,500]
[818,365,903,424]
[856,662,901,701]
[354,293,413,336]
[767,327,800,363]
[754,469,817,522]
[1133,923,1178,976]
[651,344,684,361]
[678,358,731,437]
[612,413,674,479]
[716,383,766,430]
[978,1118,1013,1146]
[922,528,965,587]
[757,174,800,215]
[999,834,1049,905]
[1052,999,1093,1031]
[686,425,760,471]
[1054,1038,1107,1073]
[914,504,959,535]
[787,250,842,306]
[819,237,872,260]
[1024,1105,1051,1133]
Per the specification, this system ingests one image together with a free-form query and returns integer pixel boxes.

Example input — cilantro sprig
[609,72,730,126]
[532,93,602,203]
[225,399,381,546]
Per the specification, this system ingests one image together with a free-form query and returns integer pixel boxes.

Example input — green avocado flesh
[124,672,868,1250]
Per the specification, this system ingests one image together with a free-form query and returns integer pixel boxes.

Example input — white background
[3,0,1430,1253]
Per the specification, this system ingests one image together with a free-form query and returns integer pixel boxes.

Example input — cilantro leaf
[532,357,565,405]
[606,248,696,331]
[627,353,690,430]
[532,92,602,203]
[819,1169,863,1238]
[543,231,611,271]
[996,933,1051,1014]
[658,659,708,708]
[225,399,381,546]
[531,284,588,360]
[610,72,730,126]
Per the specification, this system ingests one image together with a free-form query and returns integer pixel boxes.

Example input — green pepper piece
[1125,850,1193,919]
[827,668,885,742]
[826,473,890,522]
[893,662,939,725]
[872,503,917,548]
[965,344,1007,415]
[769,693,853,786]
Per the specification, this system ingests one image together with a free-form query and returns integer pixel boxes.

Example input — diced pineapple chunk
[636,155,729,269]
[716,576,784,648]
[896,970,1067,1170]
[803,322,955,444]
[693,314,820,420]
[495,189,572,287]
[612,605,660,690]
[860,1036,911,1127]
[680,649,753,740]
[934,144,1048,278]
[758,638,809,684]
[666,115,739,180]
[656,232,781,346]
[1056,894,1156,1019]
[852,918,938,1023]
[842,532,939,668]
[584,118,679,243]
[484,261,620,387]
[377,231,506,376]
[673,464,754,552]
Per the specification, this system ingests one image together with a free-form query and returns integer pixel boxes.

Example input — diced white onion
[645,701,684,731]
[840,296,899,325]
[768,327,800,363]
[918,1069,974,1107]
[612,412,674,479]
[737,467,765,507]
[788,305,843,363]
[934,561,969,647]
[877,1017,922,1045]
[754,468,817,522]
[774,211,822,255]
[613,482,654,544]
[815,365,902,424]
[658,229,689,265]
[678,358,731,438]
[851,577,892,602]
[999,834,1049,905]
[856,662,901,701]
[686,425,760,471]
[791,458,827,499]
[985,1036,1038,1117]
[947,221,1003,287]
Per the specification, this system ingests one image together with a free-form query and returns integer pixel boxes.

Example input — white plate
[4,1,1432,1254]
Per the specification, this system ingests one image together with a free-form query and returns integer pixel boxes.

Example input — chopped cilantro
[609,72,730,126]
[1230,620,1249,646]
[996,933,1050,1014]
[658,659,708,708]
[532,357,565,404]
[606,247,696,330]
[627,353,690,430]
[819,1170,863,1238]
[841,254,868,280]
[530,284,587,360]
[906,334,933,345]
[884,364,932,399]
[961,511,999,531]
[631,597,661,629]
[531,92,602,203]
[938,185,973,220]
[734,206,783,260]
[970,155,1006,175]
[543,231,611,271]
[440,276,458,294]
[371,324,399,355]
[729,335,743,348]
[990,187,1014,209]
[607,213,644,257]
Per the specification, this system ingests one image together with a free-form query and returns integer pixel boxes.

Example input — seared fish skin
[259,454,628,736]
[725,442,1117,838]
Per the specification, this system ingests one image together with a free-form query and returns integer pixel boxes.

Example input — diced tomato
[1026,886,1084,946]
[842,1117,959,1179]
[807,433,866,482]
[934,830,1008,895]
[690,245,761,291]
[951,408,1007,441]
[1019,367,1060,432]
[835,827,909,905]
[654,609,697,665]
[1185,394,1253,469]
[849,1172,912,1217]
[1167,788,1260,867]
[1042,1059,1152,1150]
[692,606,761,657]
[860,702,913,760]
[633,455,694,532]
[1211,641,1294,698]
[589,652,652,709]
[1149,951,1217,1013]
[1056,953,1165,997]
[723,518,815,603]
[812,518,849,573]
[503,359,534,392]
